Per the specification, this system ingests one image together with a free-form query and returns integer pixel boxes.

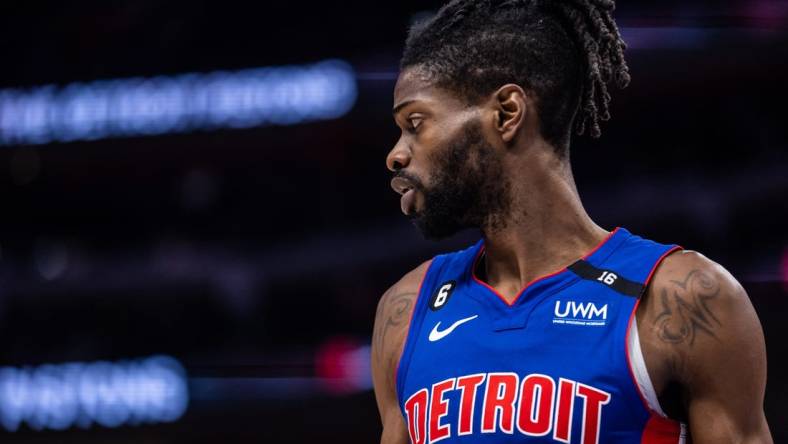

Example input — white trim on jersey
[627,316,668,418]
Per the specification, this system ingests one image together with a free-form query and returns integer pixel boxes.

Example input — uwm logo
[552,300,608,327]
[404,373,610,444]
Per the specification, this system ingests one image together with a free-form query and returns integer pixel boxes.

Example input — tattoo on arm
[654,269,721,347]
[373,291,417,365]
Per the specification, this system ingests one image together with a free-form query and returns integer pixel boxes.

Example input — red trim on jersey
[471,227,621,307]
[624,245,683,416]
[641,414,683,444]
[394,260,434,396]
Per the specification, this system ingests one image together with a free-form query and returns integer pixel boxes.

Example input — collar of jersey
[465,226,630,309]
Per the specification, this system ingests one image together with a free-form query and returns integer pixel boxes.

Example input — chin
[411,214,464,241]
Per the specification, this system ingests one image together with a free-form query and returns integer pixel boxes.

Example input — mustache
[393,170,426,191]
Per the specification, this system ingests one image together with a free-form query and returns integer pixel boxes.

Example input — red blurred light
[315,337,371,395]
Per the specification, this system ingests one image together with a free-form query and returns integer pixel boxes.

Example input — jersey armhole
[394,257,440,408]
[627,315,668,417]
[624,245,683,418]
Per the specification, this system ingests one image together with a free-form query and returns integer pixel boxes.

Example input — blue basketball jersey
[396,227,686,444]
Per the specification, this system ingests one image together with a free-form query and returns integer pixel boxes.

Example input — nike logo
[428,315,479,342]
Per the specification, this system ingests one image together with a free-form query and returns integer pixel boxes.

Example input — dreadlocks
[400,0,630,153]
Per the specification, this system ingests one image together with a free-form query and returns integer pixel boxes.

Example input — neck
[479,142,609,303]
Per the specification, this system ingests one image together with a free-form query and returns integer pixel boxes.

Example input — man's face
[388,68,510,240]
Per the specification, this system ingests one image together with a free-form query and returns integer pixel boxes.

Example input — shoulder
[639,248,764,382]
[375,259,433,334]
[372,260,433,382]
[645,249,750,326]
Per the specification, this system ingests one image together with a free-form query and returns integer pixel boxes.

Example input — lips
[391,176,418,215]
[390,176,414,195]
[400,189,416,215]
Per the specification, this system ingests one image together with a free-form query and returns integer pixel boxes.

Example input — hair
[400,0,630,154]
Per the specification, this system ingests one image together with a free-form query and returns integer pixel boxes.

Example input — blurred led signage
[0,59,357,145]
[0,355,188,432]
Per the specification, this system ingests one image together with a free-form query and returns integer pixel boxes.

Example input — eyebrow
[392,99,417,116]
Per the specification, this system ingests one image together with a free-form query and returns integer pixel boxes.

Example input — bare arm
[371,261,431,444]
[640,250,772,443]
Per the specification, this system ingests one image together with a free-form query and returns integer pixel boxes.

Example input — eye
[408,116,424,132]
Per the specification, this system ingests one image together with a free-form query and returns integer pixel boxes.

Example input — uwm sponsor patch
[552,300,608,327]
[404,373,610,444]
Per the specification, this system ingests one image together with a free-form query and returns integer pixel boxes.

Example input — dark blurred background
[0,0,786,442]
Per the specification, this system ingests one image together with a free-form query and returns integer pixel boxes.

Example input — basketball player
[371,1,772,443]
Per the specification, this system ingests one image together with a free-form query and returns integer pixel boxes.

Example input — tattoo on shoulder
[653,269,722,347]
[372,290,417,364]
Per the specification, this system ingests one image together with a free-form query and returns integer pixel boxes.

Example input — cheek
[407,138,441,179]
[413,117,468,181]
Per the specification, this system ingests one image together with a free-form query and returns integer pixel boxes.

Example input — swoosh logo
[428,315,479,342]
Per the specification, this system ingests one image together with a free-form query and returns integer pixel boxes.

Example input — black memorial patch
[567,260,644,298]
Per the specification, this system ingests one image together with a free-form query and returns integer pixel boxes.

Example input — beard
[405,118,510,240]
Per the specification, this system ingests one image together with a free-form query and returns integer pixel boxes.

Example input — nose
[386,136,411,172]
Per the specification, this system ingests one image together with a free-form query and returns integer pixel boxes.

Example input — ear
[493,84,527,144]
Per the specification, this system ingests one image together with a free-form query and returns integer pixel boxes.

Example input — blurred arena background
[0,0,786,442]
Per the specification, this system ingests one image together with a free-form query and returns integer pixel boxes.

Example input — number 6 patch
[429,281,456,311]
